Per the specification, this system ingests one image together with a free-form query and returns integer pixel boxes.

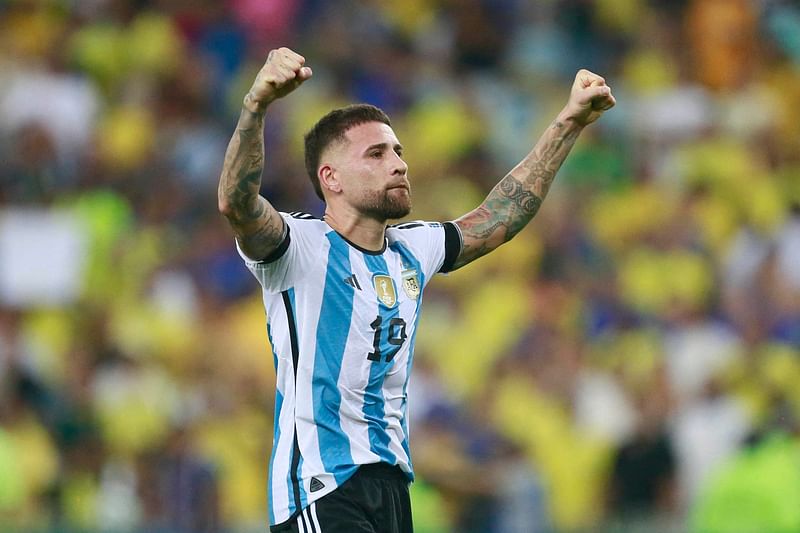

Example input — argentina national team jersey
[237,212,462,527]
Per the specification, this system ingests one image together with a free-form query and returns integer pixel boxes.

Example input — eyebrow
[364,142,403,154]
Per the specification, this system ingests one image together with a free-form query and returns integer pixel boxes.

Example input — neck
[323,208,387,252]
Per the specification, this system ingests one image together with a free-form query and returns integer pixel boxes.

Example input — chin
[388,207,412,220]
[381,203,412,220]
[358,189,412,220]
[389,190,412,216]
[362,203,411,221]
[388,197,412,219]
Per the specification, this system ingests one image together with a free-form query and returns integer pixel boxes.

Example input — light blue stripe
[313,233,356,484]
[389,241,425,479]
[362,254,399,466]
[268,388,283,525]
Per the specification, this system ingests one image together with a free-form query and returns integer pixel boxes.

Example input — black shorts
[270,463,413,533]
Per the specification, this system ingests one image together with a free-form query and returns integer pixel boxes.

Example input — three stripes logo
[343,274,361,290]
[288,211,316,220]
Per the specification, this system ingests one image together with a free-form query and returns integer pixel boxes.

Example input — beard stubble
[358,187,412,220]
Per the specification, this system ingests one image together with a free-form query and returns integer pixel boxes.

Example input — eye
[370,151,382,158]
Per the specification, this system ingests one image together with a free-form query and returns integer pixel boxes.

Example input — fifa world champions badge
[401,268,420,300]
[373,275,397,307]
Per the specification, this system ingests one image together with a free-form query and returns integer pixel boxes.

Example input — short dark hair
[303,104,392,201]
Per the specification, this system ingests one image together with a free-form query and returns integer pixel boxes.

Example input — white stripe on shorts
[310,502,322,532]
[304,508,314,533]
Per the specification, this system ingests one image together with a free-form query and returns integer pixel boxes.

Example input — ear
[319,164,342,194]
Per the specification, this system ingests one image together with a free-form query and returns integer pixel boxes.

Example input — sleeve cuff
[245,222,291,264]
[439,221,462,273]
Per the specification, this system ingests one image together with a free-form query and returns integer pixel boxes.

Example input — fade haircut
[304,104,392,201]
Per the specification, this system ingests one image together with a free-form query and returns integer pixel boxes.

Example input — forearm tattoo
[453,120,581,268]
[218,107,285,258]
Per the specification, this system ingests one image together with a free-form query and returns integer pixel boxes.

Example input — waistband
[356,462,409,482]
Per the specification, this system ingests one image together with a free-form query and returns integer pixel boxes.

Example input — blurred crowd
[2,0,800,531]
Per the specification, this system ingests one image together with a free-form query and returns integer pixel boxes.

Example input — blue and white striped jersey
[237,212,462,527]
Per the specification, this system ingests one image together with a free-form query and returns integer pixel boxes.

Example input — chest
[319,243,423,366]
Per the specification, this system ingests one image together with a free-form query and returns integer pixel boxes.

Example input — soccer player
[218,47,615,533]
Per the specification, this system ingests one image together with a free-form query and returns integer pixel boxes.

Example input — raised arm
[217,47,312,260]
[450,69,615,270]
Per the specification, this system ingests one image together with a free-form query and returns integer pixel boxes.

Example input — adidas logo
[288,211,315,220]
[309,477,325,492]
[343,274,361,290]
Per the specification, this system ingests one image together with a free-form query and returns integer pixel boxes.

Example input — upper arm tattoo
[452,119,581,269]
[218,107,285,259]
[235,200,286,259]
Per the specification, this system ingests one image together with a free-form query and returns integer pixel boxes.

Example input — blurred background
[1,0,800,531]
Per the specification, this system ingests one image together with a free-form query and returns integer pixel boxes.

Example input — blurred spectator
[608,391,677,522]
[686,0,758,92]
[138,428,220,533]
[671,378,752,508]
[691,400,800,533]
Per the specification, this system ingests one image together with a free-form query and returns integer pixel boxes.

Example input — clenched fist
[561,69,616,127]
[244,47,312,113]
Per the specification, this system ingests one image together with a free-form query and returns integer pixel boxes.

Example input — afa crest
[401,268,420,300]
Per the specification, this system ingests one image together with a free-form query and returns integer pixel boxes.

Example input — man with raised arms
[218,47,615,533]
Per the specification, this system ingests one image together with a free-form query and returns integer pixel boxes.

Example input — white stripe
[297,511,307,533]
[304,507,316,533]
[291,239,329,480]
[310,502,323,532]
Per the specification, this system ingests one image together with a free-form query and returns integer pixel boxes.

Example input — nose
[391,152,408,176]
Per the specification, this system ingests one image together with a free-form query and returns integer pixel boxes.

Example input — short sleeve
[236,212,323,293]
[388,221,462,282]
